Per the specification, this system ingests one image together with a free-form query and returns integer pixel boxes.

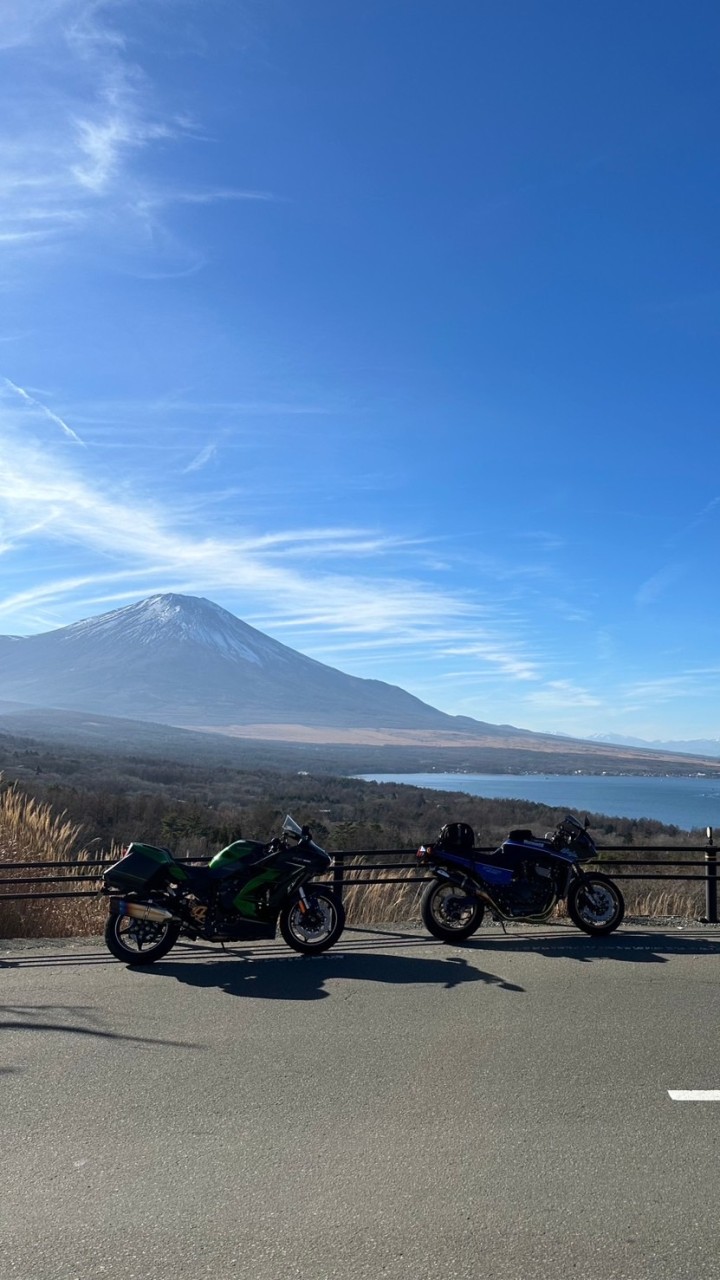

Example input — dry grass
[0,779,109,938]
[342,860,707,927]
[342,864,427,926]
[617,880,704,920]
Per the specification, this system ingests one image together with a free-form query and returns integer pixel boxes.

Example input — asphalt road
[2,923,720,1280]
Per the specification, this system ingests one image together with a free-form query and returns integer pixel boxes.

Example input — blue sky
[1,1,720,741]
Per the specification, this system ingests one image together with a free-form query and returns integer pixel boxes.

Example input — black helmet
[437,821,475,850]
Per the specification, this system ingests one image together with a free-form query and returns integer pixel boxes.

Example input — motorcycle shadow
[462,927,720,964]
[146,949,526,1000]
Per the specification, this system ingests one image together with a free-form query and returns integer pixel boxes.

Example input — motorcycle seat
[182,864,217,890]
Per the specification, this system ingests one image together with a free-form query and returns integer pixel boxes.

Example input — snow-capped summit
[64,594,272,665]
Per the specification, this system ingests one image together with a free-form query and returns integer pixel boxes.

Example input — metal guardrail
[0,835,718,922]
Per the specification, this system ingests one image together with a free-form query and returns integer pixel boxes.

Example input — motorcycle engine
[216,875,244,913]
[204,905,242,939]
[497,859,558,916]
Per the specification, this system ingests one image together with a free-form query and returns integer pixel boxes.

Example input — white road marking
[668,1090,720,1101]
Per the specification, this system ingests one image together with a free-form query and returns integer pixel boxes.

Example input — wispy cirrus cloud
[438,641,538,682]
[635,562,685,607]
[71,114,176,196]
[0,4,168,258]
[620,671,720,705]
[0,420,475,635]
[0,1,79,51]
[521,679,604,710]
[136,189,277,212]
[667,495,720,546]
[0,2,273,272]
[68,398,334,425]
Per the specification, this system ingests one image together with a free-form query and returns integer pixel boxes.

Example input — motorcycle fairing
[228,867,285,918]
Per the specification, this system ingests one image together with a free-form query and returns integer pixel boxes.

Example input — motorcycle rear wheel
[279,890,346,954]
[104,911,181,965]
[567,874,625,936]
[421,881,485,942]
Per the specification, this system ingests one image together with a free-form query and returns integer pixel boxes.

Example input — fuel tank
[208,839,268,872]
[490,835,556,873]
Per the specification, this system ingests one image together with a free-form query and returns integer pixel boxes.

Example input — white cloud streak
[138,189,278,210]
[2,377,85,444]
[183,443,217,473]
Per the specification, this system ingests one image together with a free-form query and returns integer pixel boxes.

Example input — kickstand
[492,912,508,934]
[219,941,250,956]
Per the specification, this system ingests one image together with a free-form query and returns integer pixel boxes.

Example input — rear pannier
[104,842,176,892]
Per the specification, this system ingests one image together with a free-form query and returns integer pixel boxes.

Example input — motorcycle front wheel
[279,890,346,955]
[567,874,625,936]
[104,911,181,965]
[421,881,485,942]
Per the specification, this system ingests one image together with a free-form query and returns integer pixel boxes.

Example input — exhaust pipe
[123,902,177,923]
[437,868,495,909]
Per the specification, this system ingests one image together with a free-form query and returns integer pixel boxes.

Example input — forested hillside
[0,730,695,859]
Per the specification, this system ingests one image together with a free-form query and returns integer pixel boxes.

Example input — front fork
[569,868,595,904]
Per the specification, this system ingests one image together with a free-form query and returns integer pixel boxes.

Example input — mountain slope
[0,594,519,734]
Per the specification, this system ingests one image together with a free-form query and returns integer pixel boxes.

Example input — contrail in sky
[183,442,217,473]
[3,377,85,445]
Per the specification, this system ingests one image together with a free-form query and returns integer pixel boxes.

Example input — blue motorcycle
[416,814,624,941]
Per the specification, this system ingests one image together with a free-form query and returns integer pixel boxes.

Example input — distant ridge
[587,733,720,759]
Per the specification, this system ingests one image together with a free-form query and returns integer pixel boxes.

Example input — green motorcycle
[102,815,345,965]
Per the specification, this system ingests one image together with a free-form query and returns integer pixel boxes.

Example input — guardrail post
[333,853,345,904]
[704,827,718,924]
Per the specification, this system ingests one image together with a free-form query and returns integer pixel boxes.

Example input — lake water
[355,773,720,832]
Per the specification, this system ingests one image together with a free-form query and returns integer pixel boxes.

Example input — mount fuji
[0,594,506,737]
[3,595,720,772]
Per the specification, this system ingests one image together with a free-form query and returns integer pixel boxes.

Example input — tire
[567,874,625,936]
[421,880,485,943]
[279,890,346,955]
[104,910,181,966]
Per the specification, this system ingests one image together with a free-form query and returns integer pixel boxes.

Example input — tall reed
[0,779,107,937]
